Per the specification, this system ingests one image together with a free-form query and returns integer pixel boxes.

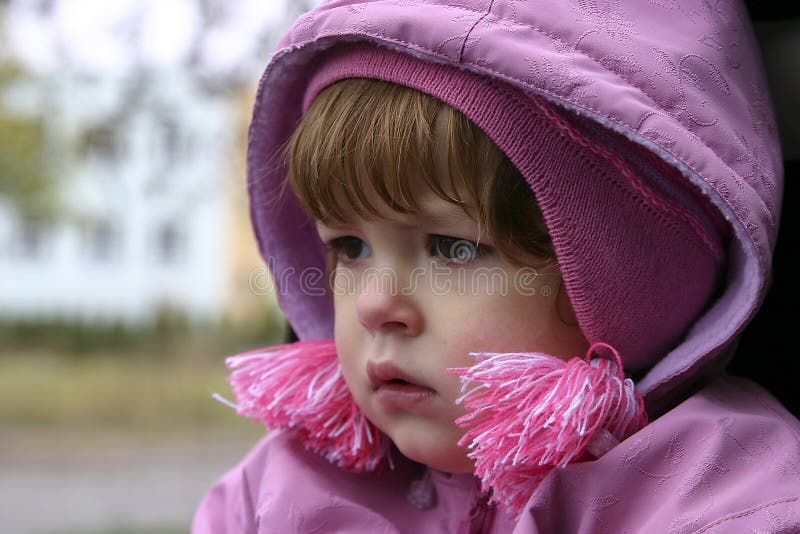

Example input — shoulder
[622,377,800,531]
[518,376,800,533]
[192,430,425,534]
[191,431,302,534]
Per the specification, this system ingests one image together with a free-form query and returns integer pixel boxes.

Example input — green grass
[0,349,266,435]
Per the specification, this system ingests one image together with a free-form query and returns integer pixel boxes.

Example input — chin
[395,439,475,474]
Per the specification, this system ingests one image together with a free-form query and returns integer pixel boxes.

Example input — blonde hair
[286,78,553,265]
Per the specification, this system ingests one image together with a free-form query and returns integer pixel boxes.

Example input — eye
[428,235,491,264]
[327,236,371,263]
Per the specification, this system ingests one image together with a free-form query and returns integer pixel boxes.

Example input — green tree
[0,26,58,219]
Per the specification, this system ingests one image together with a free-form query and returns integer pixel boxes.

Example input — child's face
[315,181,588,474]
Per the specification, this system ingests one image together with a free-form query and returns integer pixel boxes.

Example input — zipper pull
[407,469,436,510]
[463,490,495,534]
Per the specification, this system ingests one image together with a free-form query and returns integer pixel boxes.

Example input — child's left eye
[428,235,490,264]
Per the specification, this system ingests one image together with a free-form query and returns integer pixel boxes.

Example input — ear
[556,281,579,326]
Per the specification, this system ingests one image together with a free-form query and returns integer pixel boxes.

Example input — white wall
[0,71,233,324]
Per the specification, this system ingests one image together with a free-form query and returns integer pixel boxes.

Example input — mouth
[367,359,438,392]
[383,378,414,386]
[376,378,435,397]
[365,360,438,411]
[366,360,429,390]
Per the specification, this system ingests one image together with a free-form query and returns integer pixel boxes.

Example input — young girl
[194,1,799,532]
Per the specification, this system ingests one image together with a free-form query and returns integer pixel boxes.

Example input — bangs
[286,77,554,264]
[286,78,499,224]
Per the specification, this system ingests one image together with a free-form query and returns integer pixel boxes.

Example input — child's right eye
[328,236,370,262]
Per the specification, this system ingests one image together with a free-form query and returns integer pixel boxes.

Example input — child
[194,1,799,532]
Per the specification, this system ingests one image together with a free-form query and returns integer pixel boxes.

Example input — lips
[366,360,430,390]
[365,359,438,411]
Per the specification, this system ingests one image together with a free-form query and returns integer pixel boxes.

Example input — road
[0,429,263,534]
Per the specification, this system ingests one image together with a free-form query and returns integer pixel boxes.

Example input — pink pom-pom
[221,339,390,473]
[448,342,647,516]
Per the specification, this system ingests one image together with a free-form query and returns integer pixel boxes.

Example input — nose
[356,273,423,336]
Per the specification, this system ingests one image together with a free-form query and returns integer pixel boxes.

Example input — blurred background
[0,1,796,533]
[0,0,320,532]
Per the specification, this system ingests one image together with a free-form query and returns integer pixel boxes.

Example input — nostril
[356,294,424,336]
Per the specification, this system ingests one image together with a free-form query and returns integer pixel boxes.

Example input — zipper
[460,489,495,534]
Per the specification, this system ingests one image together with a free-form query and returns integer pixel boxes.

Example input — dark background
[730,3,798,416]
[745,3,800,21]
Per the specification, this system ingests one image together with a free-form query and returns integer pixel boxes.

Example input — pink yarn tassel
[221,339,390,473]
[449,342,648,516]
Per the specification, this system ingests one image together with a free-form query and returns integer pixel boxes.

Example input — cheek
[438,294,557,353]
[333,298,361,374]
[333,291,358,336]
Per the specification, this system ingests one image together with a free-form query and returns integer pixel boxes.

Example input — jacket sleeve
[191,429,410,533]
[191,435,269,534]
[690,498,800,533]
[512,377,800,533]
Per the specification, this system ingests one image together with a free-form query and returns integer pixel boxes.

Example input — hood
[246,0,782,412]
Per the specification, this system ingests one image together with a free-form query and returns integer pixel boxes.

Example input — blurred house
[0,67,251,325]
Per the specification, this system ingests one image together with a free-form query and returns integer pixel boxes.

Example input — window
[155,221,184,265]
[82,219,119,263]
[12,218,51,260]
[162,118,181,168]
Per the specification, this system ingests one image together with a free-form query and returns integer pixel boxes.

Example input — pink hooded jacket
[193,1,800,532]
